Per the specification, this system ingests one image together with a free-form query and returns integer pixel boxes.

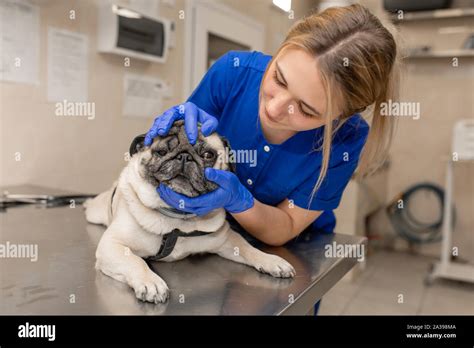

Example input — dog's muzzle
[128,133,198,219]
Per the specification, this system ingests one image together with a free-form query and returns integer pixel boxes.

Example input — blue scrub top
[187,50,369,235]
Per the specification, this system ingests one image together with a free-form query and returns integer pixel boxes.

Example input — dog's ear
[220,136,236,173]
[129,134,147,157]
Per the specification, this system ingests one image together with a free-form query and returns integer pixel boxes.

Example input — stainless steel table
[0,185,366,315]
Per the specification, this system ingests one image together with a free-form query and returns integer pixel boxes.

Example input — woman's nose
[267,93,292,120]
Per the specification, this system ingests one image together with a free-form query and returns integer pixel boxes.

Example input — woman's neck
[260,117,297,145]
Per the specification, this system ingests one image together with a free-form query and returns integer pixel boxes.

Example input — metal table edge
[278,235,368,315]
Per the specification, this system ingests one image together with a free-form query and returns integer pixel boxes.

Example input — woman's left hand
[157,168,255,216]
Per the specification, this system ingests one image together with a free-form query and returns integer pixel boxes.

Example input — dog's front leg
[95,234,169,303]
[215,231,296,278]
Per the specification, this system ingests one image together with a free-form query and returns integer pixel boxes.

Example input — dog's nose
[176,152,192,163]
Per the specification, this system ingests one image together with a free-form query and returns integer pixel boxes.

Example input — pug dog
[83,120,295,303]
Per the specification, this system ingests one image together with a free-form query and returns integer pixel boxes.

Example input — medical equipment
[0,192,95,209]
[97,3,171,63]
[386,183,455,244]
[427,119,474,285]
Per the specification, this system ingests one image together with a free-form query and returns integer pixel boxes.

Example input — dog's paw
[130,273,170,304]
[254,254,296,278]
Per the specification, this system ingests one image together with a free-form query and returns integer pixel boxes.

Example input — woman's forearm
[230,199,295,246]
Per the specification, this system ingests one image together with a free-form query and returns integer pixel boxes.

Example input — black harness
[110,185,211,261]
[148,228,212,261]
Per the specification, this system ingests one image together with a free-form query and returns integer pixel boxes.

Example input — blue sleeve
[186,51,234,120]
[289,124,369,211]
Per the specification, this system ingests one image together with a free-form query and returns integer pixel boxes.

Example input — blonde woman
[144,4,399,313]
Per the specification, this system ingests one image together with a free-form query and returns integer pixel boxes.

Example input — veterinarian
[144,4,399,314]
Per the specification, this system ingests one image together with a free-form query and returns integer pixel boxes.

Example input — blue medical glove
[157,168,255,216]
[144,101,219,146]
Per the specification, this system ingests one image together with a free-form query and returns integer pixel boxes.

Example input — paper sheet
[123,73,164,118]
[0,0,39,85]
[47,27,88,102]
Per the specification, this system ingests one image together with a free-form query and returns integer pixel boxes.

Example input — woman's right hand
[144,101,219,146]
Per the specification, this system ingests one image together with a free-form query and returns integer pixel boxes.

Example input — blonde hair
[259,4,400,209]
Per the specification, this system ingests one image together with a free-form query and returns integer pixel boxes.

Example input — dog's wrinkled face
[131,120,234,197]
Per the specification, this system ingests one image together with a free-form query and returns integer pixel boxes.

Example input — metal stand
[426,120,474,285]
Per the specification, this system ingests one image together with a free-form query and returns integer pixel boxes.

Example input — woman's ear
[129,134,147,156]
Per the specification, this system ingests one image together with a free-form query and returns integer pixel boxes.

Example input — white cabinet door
[183,0,264,98]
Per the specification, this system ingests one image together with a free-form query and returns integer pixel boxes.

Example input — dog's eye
[154,149,167,156]
[203,151,215,160]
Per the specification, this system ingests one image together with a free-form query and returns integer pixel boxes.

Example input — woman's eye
[299,106,314,118]
[203,151,215,160]
[273,70,286,87]
[298,103,318,118]
[272,69,315,118]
